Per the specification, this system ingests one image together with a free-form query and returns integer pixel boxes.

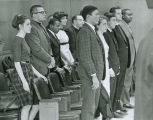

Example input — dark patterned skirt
[7,62,38,107]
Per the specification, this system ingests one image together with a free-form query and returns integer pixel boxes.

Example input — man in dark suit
[46,18,66,84]
[25,5,55,76]
[104,12,123,118]
[120,9,136,109]
[65,15,84,81]
[76,5,105,120]
[46,18,64,69]
[65,15,84,60]
[110,6,130,113]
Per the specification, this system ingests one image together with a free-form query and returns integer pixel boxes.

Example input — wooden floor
[97,97,135,120]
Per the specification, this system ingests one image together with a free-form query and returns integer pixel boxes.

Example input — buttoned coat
[65,25,78,59]
[104,30,120,75]
[76,23,105,82]
[76,23,105,120]
[46,29,64,68]
[25,20,51,75]
[104,30,120,109]
[120,20,136,67]
[113,25,130,68]
[112,25,130,101]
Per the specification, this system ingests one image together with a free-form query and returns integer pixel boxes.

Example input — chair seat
[0,109,19,120]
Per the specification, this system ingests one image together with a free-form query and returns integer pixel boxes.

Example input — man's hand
[41,76,48,84]
[71,62,79,68]
[23,81,30,93]
[56,67,65,78]
[109,68,115,77]
[91,74,99,90]
[63,65,72,73]
[48,57,55,68]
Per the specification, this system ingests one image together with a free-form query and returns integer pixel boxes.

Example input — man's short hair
[122,9,130,15]
[53,11,68,21]
[71,15,82,23]
[81,5,98,21]
[71,15,77,23]
[46,18,59,29]
[30,5,43,17]
[104,12,116,20]
[109,6,121,13]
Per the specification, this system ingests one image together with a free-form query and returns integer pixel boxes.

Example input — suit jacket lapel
[117,25,128,45]
[83,23,106,79]
[120,21,135,41]
[47,29,60,45]
[40,25,51,41]
[107,30,118,51]
[84,23,102,47]
[72,26,77,39]
[32,20,51,40]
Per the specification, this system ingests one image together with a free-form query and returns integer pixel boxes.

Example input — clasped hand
[91,75,99,90]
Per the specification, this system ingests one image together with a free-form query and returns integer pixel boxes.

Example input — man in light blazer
[120,9,136,109]
[76,5,105,120]
[25,5,55,76]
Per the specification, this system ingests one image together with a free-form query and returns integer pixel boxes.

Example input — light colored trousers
[121,65,134,104]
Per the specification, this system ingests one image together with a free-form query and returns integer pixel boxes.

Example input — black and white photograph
[0,0,153,120]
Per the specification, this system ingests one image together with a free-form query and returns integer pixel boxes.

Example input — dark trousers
[114,62,127,110]
[110,75,118,112]
[95,84,113,119]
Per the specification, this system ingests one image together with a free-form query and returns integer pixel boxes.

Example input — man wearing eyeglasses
[26,5,55,77]
[65,15,84,60]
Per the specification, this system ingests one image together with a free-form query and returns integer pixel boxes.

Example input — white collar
[48,29,56,36]
[115,22,120,26]
[107,27,112,32]
[85,22,95,31]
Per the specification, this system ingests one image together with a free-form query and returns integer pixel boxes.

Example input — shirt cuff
[91,73,96,77]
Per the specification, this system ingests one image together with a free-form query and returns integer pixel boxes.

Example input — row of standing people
[10,4,82,120]
[76,6,136,120]
[10,4,136,120]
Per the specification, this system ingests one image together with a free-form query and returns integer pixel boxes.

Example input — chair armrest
[53,91,71,95]
[59,88,74,93]
[72,81,82,85]
[63,86,80,91]
[40,98,60,103]
[50,94,71,102]
[0,91,13,95]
